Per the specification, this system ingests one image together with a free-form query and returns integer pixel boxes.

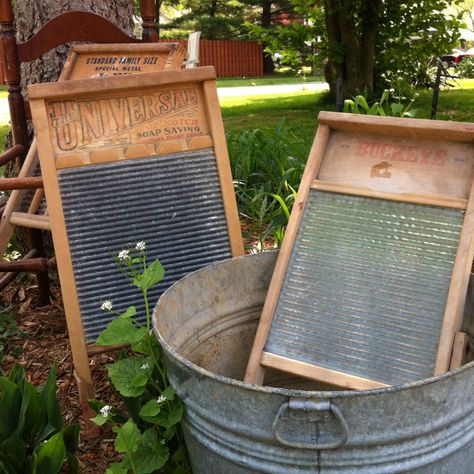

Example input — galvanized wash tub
[152,251,474,473]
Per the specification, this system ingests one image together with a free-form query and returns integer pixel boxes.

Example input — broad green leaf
[114,420,142,454]
[90,413,109,426]
[131,367,151,389]
[105,461,130,474]
[139,399,161,419]
[107,356,154,397]
[62,424,80,474]
[96,318,147,346]
[38,364,63,431]
[119,306,137,319]
[391,103,404,116]
[35,431,67,474]
[17,378,43,444]
[0,377,22,440]
[0,431,27,472]
[9,364,25,384]
[142,400,183,428]
[133,259,165,290]
[35,423,57,444]
[131,428,169,474]
[162,386,175,401]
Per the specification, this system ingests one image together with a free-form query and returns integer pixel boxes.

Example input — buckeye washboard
[245,112,474,390]
[28,67,243,400]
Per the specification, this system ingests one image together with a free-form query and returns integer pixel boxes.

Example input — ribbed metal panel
[58,148,232,344]
[265,191,464,385]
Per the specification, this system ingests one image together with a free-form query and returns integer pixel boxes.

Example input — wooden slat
[0,141,40,256]
[435,179,474,374]
[55,136,215,170]
[312,180,468,209]
[28,67,217,100]
[261,352,389,390]
[0,144,24,166]
[9,212,51,231]
[17,11,140,63]
[449,332,469,370]
[30,97,94,403]
[318,111,474,143]
[244,124,331,385]
[203,80,244,257]
[0,176,43,190]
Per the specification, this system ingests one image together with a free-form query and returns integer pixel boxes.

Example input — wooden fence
[0,39,263,84]
[197,40,263,78]
[160,39,263,78]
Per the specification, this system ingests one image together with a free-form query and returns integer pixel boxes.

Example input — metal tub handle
[272,398,349,449]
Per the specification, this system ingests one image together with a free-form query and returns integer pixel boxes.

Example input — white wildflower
[136,241,146,251]
[101,300,113,311]
[157,395,166,403]
[160,439,166,445]
[118,249,130,261]
[100,405,112,417]
[141,363,150,370]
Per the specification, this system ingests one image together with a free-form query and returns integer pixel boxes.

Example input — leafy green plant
[90,241,190,474]
[343,88,418,117]
[0,363,80,473]
[227,120,309,249]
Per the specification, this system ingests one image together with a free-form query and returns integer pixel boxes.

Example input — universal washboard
[28,68,243,400]
[245,112,474,389]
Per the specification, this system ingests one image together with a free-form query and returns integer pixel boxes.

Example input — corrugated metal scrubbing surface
[265,191,464,385]
[58,149,232,344]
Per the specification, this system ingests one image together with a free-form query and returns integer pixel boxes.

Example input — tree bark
[324,0,381,98]
[261,0,274,76]
[7,0,134,256]
[15,0,134,93]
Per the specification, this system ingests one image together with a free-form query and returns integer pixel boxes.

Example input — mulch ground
[1,274,121,473]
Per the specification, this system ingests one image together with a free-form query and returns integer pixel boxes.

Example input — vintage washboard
[60,43,187,80]
[245,112,474,390]
[0,43,187,262]
[28,67,243,401]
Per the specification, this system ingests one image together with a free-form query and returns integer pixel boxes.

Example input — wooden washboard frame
[60,43,187,80]
[245,111,474,390]
[0,43,188,262]
[28,66,244,402]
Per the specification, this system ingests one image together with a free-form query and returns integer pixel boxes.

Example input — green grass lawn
[220,79,474,134]
[217,75,324,88]
[221,90,335,135]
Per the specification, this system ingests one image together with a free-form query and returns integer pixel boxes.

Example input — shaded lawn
[415,86,474,122]
[221,79,474,137]
[221,89,335,135]
[217,75,324,88]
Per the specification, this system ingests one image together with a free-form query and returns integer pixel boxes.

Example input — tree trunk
[7,0,134,256]
[15,0,134,92]
[324,0,381,98]
[261,0,274,76]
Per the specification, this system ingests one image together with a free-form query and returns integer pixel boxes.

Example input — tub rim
[152,251,474,400]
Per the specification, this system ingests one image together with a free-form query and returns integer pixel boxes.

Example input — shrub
[457,57,474,79]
